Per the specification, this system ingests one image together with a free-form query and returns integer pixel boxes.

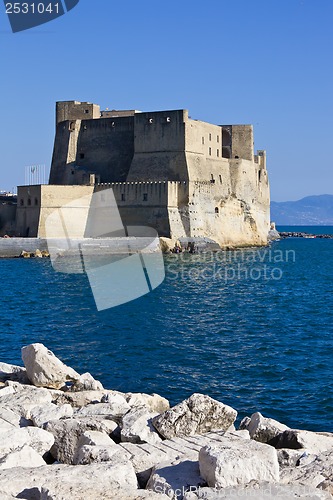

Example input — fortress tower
[17,101,270,247]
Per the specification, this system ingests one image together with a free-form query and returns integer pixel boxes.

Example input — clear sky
[1,0,332,201]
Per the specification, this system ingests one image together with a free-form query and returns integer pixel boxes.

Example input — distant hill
[271,195,333,225]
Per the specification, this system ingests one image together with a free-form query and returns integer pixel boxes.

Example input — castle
[14,101,270,247]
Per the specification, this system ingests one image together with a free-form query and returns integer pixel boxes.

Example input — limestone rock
[277,448,312,468]
[0,444,46,470]
[45,417,120,464]
[280,449,333,493]
[50,389,108,407]
[0,384,52,418]
[0,406,31,430]
[74,444,129,465]
[0,462,138,498]
[42,487,169,500]
[125,392,170,413]
[199,439,280,488]
[121,407,162,444]
[152,393,237,439]
[21,343,80,389]
[0,363,30,384]
[71,372,104,391]
[239,412,289,443]
[74,398,130,421]
[273,429,333,454]
[0,427,54,457]
[30,402,73,428]
[184,482,332,499]
[147,459,206,499]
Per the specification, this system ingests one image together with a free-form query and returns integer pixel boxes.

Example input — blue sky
[1,0,332,201]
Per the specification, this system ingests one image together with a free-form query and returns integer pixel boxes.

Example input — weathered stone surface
[0,385,52,418]
[21,343,80,389]
[0,361,30,384]
[125,392,170,413]
[280,449,333,494]
[45,417,120,463]
[0,386,15,397]
[0,406,31,429]
[74,397,130,420]
[121,407,162,444]
[30,402,73,428]
[273,429,333,454]
[147,459,206,499]
[277,448,311,468]
[239,412,289,443]
[74,444,129,465]
[0,462,138,498]
[199,439,280,488]
[71,372,104,391]
[0,427,54,457]
[0,492,16,500]
[184,482,332,499]
[0,445,46,469]
[152,394,237,439]
[50,389,108,407]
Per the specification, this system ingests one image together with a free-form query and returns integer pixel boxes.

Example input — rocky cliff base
[0,343,332,499]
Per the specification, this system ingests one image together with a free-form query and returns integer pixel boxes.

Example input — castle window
[69,121,75,131]
[215,207,219,214]
[217,149,219,157]
[84,109,89,114]
[143,193,148,201]
[20,199,24,206]
[121,193,125,201]
[217,135,219,143]
[71,170,75,175]
[166,117,171,122]
[210,174,215,184]
[149,118,154,124]
[209,147,212,156]
[235,155,239,159]
[209,133,212,141]
[27,198,31,206]
[34,198,38,206]
[80,153,85,159]
[202,137,205,145]
[258,170,262,182]
[219,175,222,184]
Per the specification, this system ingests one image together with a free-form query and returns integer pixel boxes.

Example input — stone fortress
[13,101,270,247]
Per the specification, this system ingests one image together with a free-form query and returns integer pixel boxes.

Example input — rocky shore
[0,344,332,500]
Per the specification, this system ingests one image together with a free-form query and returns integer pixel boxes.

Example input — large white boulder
[71,372,104,391]
[0,445,46,470]
[30,402,73,428]
[239,412,290,443]
[21,343,80,389]
[125,392,170,413]
[147,459,205,499]
[199,439,280,488]
[0,462,138,498]
[45,417,120,464]
[74,397,130,420]
[152,394,237,439]
[0,362,30,385]
[0,427,54,458]
[0,384,52,419]
[274,429,333,455]
[121,407,162,444]
[0,406,30,430]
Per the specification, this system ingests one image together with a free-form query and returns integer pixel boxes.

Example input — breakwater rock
[0,344,332,499]
[279,232,333,239]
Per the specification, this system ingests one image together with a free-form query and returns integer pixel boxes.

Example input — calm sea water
[0,227,332,432]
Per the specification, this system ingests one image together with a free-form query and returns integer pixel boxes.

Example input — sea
[0,226,332,432]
